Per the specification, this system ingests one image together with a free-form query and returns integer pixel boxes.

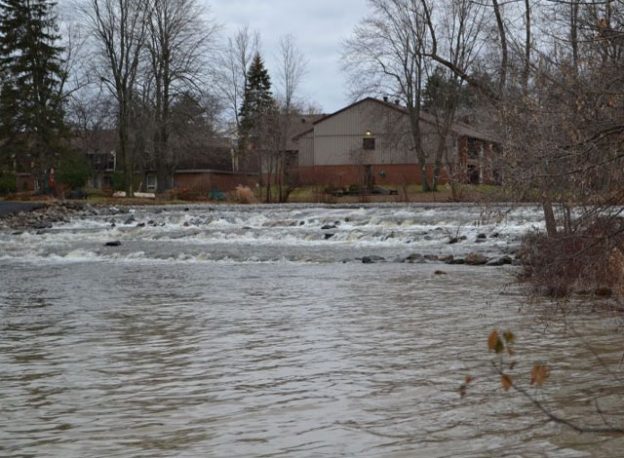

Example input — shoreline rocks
[0,201,90,230]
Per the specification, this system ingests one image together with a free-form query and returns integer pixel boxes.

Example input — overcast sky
[58,0,369,114]
[208,0,369,113]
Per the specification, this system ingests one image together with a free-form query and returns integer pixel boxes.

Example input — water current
[1,203,623,457]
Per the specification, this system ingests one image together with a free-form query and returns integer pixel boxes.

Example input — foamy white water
[0,203,545,265]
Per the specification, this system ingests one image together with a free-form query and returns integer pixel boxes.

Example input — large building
[291,97,500,189]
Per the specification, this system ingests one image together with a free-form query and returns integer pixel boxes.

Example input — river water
[1,203,623,457]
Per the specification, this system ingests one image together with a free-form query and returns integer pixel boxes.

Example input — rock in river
[465,253,489,266]
[362,255,385,264]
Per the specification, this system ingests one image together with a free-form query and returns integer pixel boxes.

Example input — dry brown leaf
[530,364,551,386]
[488,330,500,352]
[501,374,513,392]
[503,330,515,344]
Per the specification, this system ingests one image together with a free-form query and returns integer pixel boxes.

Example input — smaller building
[172,140,258,193]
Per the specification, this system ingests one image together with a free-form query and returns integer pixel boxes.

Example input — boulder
[362,255,385,264]
[486,256,513,266]
[403,253,424,263]
[465,253,489,266]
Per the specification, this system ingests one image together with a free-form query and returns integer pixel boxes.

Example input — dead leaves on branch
[488,330,515,355]
[460,330,551,397]
[488,330,503,353]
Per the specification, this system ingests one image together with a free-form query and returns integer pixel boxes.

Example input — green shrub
[0,174,17,195]
[111,172,125,191]
[57,151,91,190]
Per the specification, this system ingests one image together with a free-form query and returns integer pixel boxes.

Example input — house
[75,129,257,194]
[75,129,117,189]
[290,97,500,188]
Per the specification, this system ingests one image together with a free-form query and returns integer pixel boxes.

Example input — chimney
[383,96,389,103]
[394,99,400,105]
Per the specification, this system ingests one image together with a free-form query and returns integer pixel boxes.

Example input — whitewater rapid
[0,203,546,265]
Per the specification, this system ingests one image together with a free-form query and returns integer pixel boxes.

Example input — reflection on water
[1,205,623,457]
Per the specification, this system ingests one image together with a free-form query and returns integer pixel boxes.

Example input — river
[1,203,622,457]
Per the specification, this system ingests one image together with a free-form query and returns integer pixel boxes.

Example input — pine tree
[238,52,276,171]
[0,0,66,190]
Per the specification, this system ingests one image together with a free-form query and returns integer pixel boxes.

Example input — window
[363,137,376,150]
[146,174,157,191]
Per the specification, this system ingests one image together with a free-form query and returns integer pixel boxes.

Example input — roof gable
[312,97,407,127]
[298,97,499,143]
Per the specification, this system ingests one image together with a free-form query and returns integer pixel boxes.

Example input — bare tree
[82,0,149,196]
[215,26,259,171]
[144,0,218,192]
[276,35,307,113]
[423,0,486,194]
[271,34,308,202]
[343,0,433,191]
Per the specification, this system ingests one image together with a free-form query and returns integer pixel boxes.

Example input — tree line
[344,0,623,231]
[0,0,309,199]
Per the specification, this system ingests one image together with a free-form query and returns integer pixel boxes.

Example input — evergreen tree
[238,52,276,171]
[0,0,66,190]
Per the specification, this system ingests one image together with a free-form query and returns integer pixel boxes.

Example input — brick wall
[292,164,450,187]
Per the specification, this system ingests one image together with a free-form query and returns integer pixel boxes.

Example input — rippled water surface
[1,204,623,457]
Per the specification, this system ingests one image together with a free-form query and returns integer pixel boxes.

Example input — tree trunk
[432,160,442,192]
[492,0,508,94]
[118,111,133,197]
[543,200,557,238]
[523,0,531,95]
[420,164,430,192]
[265,153,273,203]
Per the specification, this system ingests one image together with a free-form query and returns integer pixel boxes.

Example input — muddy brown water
[1,204,623,457]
